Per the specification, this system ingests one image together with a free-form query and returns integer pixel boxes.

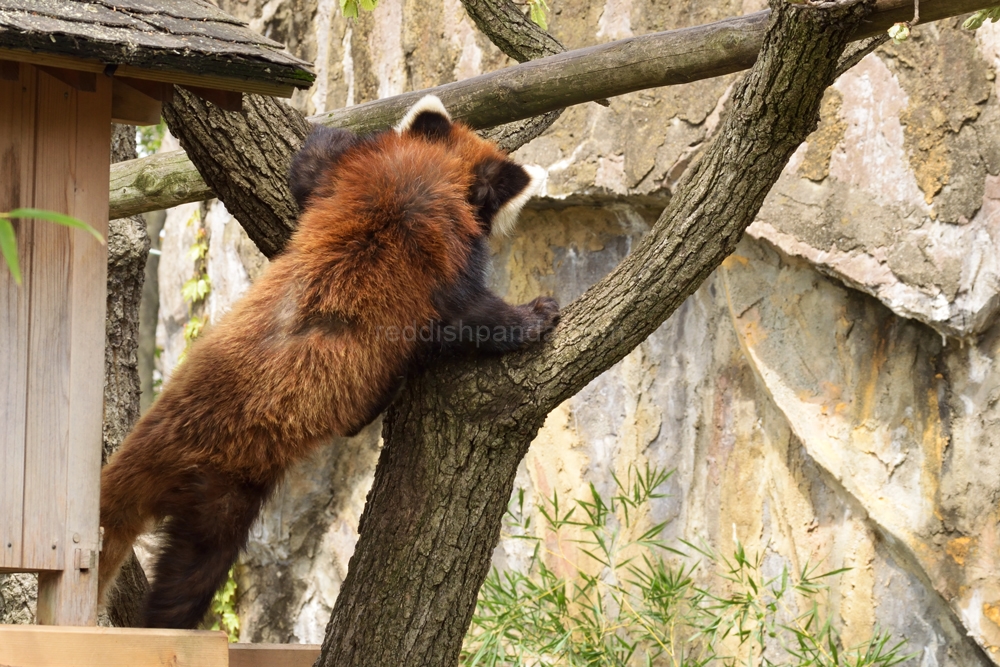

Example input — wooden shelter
[0,0,313,661]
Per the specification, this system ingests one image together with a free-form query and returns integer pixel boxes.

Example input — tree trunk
[315,0,875,664]
[101,124,153,628]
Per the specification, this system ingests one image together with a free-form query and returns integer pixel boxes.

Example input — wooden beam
[0,59,18,81]
[118,77,175,103]
[112,77,164,126]
[15,64,112,625]
[0,626,229,667]
[37,66,98,92]
[0,47,297,98]
[229,644,321,667]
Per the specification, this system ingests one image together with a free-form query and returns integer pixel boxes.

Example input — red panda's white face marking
[491,163,546,237]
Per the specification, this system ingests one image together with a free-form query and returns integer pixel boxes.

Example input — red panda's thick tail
[143,469,272,629]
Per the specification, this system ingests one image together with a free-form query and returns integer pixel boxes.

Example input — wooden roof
[0,0,314,96]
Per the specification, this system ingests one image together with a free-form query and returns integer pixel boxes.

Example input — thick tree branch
[459,0,566,154]
[460,0,565,62]
[315,0,876,664]
[108,0,988,221]
[161,92,311,258]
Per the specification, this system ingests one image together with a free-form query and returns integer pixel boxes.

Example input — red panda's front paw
[520,296,560,343]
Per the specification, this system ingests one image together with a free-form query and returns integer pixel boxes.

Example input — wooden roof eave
[0,46,303,99]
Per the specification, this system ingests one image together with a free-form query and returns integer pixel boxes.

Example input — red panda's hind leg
[99,454,157,605]
[143,469,272,629]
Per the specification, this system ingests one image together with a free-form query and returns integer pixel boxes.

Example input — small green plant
[1,208,104,284]
[340,0,378,18]
[205,566,240,642]
[462,465,912,667]
[181,227,211,306]
[964,6,1000,29]
[524,0,550,30]
[136,121,167,158]
[177,216,211,365]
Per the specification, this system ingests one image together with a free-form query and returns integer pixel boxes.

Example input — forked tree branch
[110,0,988,221]
[314,0,877,663]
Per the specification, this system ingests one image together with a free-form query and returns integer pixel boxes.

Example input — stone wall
[147,0,1000,661]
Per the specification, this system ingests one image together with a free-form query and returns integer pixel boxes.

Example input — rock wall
[147,0,1000,660]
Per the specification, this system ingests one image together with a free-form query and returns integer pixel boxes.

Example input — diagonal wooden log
[112,0,988,223]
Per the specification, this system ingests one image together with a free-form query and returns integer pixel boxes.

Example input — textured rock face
[146,0,1000,660]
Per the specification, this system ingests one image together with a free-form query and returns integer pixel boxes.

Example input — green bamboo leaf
[6,208,103,244]
[0,219,21,285]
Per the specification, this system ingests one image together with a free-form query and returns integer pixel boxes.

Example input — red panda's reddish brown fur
[98,96,559,628]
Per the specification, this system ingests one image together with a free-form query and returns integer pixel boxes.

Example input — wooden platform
[0,626,322,667]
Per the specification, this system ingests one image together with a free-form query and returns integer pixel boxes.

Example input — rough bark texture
[312,0,875,664]
[162,90,311,258]
[100,124,152,629]
[460,0,565,62]
[458,0,565,151]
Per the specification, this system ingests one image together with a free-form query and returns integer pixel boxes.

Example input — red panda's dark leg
[438,290,560,354]
[143,469,272,629]
[432,241,560,354]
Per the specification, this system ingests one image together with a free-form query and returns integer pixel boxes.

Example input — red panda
[98,96,560,629]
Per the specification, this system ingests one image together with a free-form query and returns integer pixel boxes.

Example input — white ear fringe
[395,95,452,134]
[492,164,547,237]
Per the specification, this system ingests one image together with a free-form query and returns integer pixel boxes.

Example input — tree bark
[458,0,565,152]
[162,91,310,258]
[101,125,152,629]
[313,0,874,664]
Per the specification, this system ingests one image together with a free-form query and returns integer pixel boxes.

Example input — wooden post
[0,61,111,625]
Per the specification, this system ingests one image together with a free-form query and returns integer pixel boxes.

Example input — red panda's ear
[469,159,546,237]
[395,95,453,141]
[289,125,360,211]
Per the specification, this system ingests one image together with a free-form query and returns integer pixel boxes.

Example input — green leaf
[887,22,910,43]
[528,0,549,30]
[5,208,103,244]
[0,219,21,285]
[340,0,358,18]
[964,6,1000,29]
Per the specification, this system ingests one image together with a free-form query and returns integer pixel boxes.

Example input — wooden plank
[20,65,75,575]
[0,58,36,571]
[38,66,98,92]
[112,77,163,126]
[0,626,229,667]
[117,77,174,102]
[0,48,298,98]
[36,70,112,626]
[0,58,18,80]
[229,644,321,667]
